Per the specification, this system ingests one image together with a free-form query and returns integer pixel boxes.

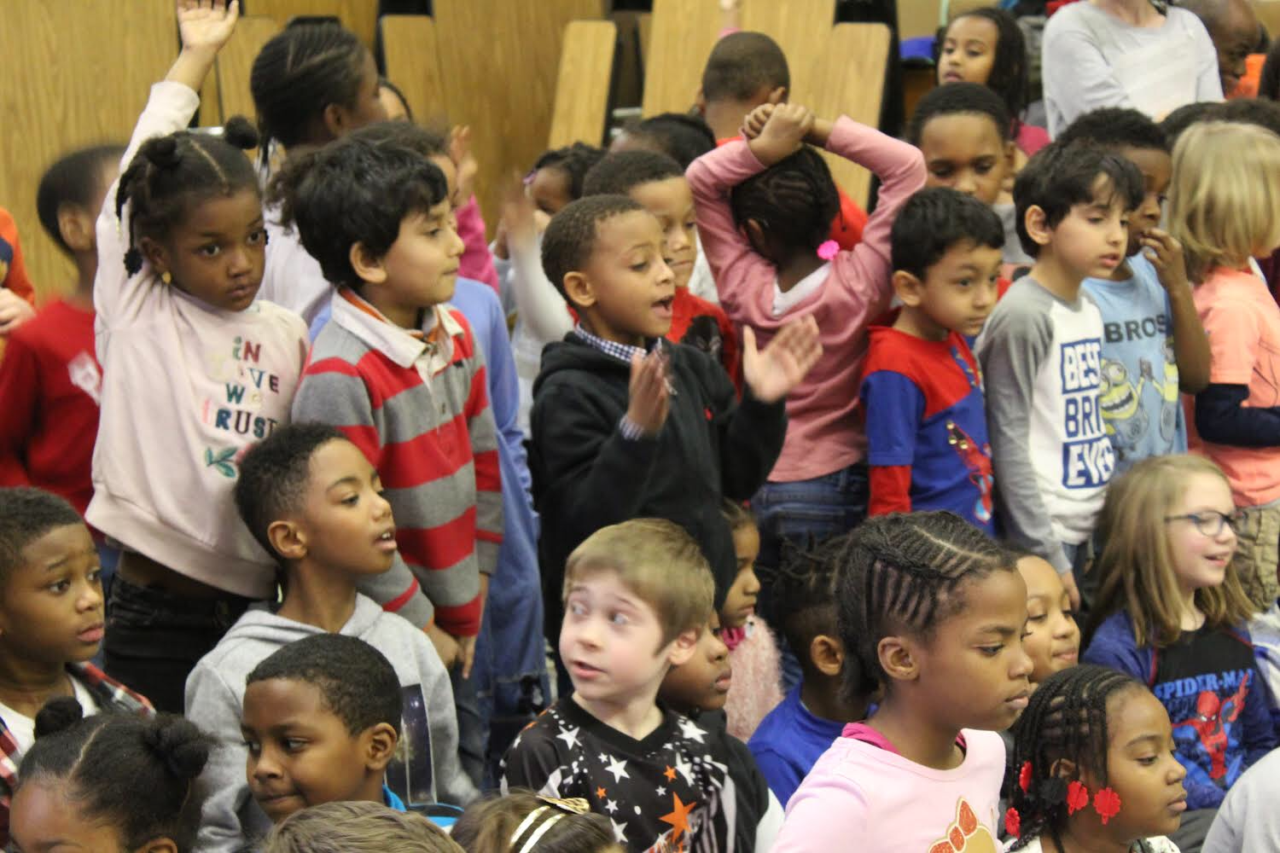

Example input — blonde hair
[261,801,462,853]
[1169,121,1280,282]
[452,791,617,853]
[564,518,715,646]
[1092,455,1257,648]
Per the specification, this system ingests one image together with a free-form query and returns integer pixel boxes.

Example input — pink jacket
[455,195,499,294]
[725,617,783,742]
[686,117,925,482]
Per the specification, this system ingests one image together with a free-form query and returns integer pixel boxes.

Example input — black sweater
[530,335,787,637]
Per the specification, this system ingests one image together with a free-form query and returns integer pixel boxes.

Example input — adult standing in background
[1042,0,1223,137]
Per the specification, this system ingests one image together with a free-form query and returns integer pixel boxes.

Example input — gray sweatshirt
[185,594,478,853]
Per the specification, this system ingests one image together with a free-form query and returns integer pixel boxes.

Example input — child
[1057,107,1211,471]
[907,83,1028,269]
[1171,121,1280,611]
[0,145,121,518]
[0,207,36,338]
[1084,456,1275,818]
[581,150,739,381]
[526,143,608,218]
[937,7,1050,158]
[861,186,1003,533]
[1015,551,1081,688]
[748,533,869,808]
[717,500,782,741]
[502,519,747,850]
[1005,665,1187,853]
[0,488,154,843]
[976,141,1143,609]
[90,0,310,713]
[1202,746,1280,853]
[276,134,500,676]
[9,697,207,853]
[239,635,410,825]
[530,194,818,643]
[773,512,1032,850]
[263,801,465,853]
[186,424,475,853]
[686,101,924,595]
[453,792,619,853]
[251,22,387,326]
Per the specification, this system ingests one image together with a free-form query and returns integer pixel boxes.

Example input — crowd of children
[3,0,1280,851]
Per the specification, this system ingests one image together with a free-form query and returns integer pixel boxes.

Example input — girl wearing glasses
[1084,455,1275,851]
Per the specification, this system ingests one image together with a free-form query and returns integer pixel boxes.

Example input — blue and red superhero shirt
[859,323,995,534]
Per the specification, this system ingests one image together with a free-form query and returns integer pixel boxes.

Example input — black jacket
[530,334,787,637]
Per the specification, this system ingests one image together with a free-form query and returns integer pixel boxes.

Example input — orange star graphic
[596,787,606,799]
[660,793,696,844]
[663,765,677,781]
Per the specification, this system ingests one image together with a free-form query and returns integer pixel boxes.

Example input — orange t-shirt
[0,207,36,307]
[1229,54,1266,99]
[1185,266,1280,506]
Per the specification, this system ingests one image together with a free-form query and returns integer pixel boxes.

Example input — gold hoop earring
[161,271,172,285]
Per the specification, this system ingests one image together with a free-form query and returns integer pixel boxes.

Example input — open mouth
[376,529,398,552]
[653,296,675,318]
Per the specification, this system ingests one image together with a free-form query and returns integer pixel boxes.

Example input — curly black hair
[583,150,684,197]
[1056,107,1169,153]
[891,187,1005,280]
[0,488,84,583]
[533,143,609,202]
[36,144,125,254]
[619,112,717,169]
[908,82,1012,146]
[540,194,647,303]
[730,146,839,254]
[701,31,790,103]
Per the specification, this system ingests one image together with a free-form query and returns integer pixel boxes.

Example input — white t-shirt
[0,679,100,755]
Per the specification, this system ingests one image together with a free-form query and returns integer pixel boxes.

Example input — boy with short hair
[240,634,405,824]
[0,487,152,842]
[860,187,1003,533]
[582,149,738,381]
[501,519,745,850]
[1056,108,1211,471]
[0,146,123,517]
[530,195,820,642]
[747,533,867,807]
[186,423,476,853]
[976,142,1145,608]
[279,136,501,675]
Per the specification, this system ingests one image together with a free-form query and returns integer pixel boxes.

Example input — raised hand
[625,348,671,437]
[743,103,775,140]
[176,0,239,54]
[742,315,822,404]
[449,125,479,206]
[748,103,814,167]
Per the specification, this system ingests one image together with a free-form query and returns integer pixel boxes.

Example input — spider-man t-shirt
[1150,627,1273,809]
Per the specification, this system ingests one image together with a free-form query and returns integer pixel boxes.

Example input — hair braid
[731,146,840,253]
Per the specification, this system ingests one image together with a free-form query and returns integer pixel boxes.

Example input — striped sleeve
[455,312,503,577]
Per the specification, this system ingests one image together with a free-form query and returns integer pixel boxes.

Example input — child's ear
[562,271,596,311]
[743,220,771,257]
[694,86,707,116]
[364,722,399,772]
[1023,205,1054,249]
[876,635,920,683]
[133,839,179,853]
[667,627,701,667]
[321,103,357,140]
[810,634,845,677]
[349,242,388,286]
[892,270,926,307]
[267,519,306,562]
[138,236,169,279]
[58,203,96,254]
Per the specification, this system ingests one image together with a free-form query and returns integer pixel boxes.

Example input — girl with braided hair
[89,0,309,713]
[1006,665,1187,853]
[773,511,1032,851]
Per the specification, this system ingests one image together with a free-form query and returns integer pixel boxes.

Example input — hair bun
[222,116,260,151]
[144,136,183,169]
[34,696,85,738]
[143,715,212,782]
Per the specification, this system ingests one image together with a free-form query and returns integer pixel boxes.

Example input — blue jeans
[752,463,869,692]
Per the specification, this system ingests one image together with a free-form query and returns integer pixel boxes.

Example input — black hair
[1013,141,1144,257]
[0,488,85,584]
[621,112,717,169]
[1160,101,1223,149]
[891,187,1004,280]
[532,143,609,202]
[348,120,449,157]
[730,146,839,254]
[234,422,349,558]
[17,697,210,852]
[247,634,404,736]
[378,76,413,122]
[269,135,449,289]
[836,512,1016,698]
[720,499,755,534]
[1056,107,1169,153]
[582,150,684,197]
[251,23,370,160]
[1216,96,1280,137]
[1261,36,1280,100]
[1006,665,1147,851]
[775,533,852,681]
[701,31,790,103]
[540,194,647,302]
[908,82,1012,146]
[944,8,1030,131]
[36,144,125,254]
[116,118,261,276]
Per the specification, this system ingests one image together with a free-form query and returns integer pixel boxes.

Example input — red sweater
[0,300,101,515]
[668,287,741,388]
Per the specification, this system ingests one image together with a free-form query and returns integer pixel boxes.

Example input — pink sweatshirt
[773,727,1005,851]
[687,117,925,482]
[455,195,499,294]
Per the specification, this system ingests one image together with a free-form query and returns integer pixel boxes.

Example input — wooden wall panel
[740,0,836,104]
[245,0,377,50]
[381,15,448,126]
[215,16,283,125]
[0,0,177,298]
[548,20,618,149]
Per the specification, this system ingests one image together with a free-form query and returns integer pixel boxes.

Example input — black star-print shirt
[500,697,739,852]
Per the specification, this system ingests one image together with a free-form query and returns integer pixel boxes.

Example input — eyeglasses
[1163,510,1245,538]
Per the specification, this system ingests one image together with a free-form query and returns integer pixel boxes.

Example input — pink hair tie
[817,240,839,260]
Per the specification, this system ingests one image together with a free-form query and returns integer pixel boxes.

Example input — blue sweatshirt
[747,685,845,808]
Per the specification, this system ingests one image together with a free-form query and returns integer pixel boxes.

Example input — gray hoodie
[185,594,478,853]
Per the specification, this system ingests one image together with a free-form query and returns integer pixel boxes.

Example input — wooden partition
[381,15,448,125]
[0,0,177,298]
[1257,0,1280,40]
[244,0,377,50]
[214,16,283,125]
[899,0,943,39]
[548,20,618,149]
[432,0,606,234]
[943,0,1001,21]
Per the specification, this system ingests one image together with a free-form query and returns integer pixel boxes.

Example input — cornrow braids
[1006,665,1145,851]
[730,146,839,254]
[774,532,853,679]
[115,117,261,276]
[836,512,1014,698]
[533,142,608,202]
